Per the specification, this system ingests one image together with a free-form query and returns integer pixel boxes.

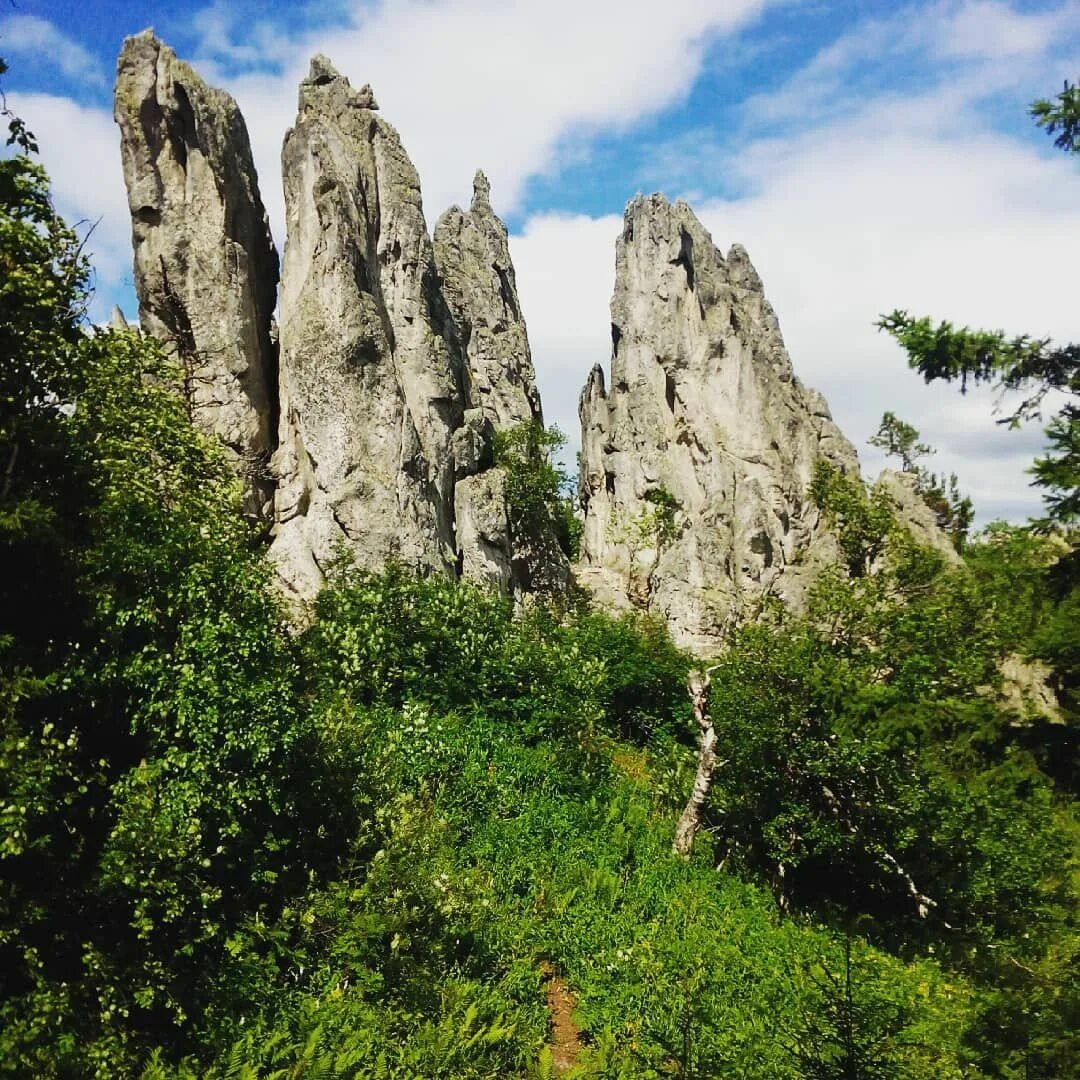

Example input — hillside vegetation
[2,143,1078,1078]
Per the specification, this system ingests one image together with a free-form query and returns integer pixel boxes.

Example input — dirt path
[540,960,583,1074]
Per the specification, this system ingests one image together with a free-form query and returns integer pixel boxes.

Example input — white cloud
[510,212,623,441]
[8,93,132,316]
[937,0,1078,60]
[0,14,106,87]
[205,0,774,241]
[738,1,1080,136]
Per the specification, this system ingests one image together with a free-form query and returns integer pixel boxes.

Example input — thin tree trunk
[2,440,17,502]
[673,668,720,858]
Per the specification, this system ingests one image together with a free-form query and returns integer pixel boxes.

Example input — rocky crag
[117,35,938,655]
[117,38,562,601]
[115,31,279,519]
[433,171,566,595]
[269,58,463,598]
[577,195,860,654]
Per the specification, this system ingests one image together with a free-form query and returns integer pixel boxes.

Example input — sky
[3,0,1079,523]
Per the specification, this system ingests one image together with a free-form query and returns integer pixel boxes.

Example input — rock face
[578,195,859,654]
[115,30,279,518]
[270,57,463,599]
[435,172,568,595]
[434,171,543,429]
[874,470,963,565]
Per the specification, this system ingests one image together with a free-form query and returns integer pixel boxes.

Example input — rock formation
[115,38,937,635]
[269,57,463,599]
[874,470,963,565]
[577,195,859,654]
[433,171,543,430]
[115,30,279,518]
[435,172,568,595]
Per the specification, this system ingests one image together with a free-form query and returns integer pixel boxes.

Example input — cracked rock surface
[577,194,860,654]
[115,29,280,519]
[269,57,464,599]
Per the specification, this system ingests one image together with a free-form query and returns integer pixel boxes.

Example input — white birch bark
[673,668,721,857]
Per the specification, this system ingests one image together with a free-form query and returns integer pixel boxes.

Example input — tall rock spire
[433,169,543,429]
[114,30,280,519]
[269,59,464,598]
[434,172,569,595]
[577,194,859,654]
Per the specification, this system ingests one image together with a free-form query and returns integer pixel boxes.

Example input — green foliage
[877,309,1079,526]
[0,155,359,1074]
[811,462,896,575]
[303,564,687,745]
[868,411,933,473]
[1031,79,1080,153]
[788,931,970,1080]
[876,310,1079,414]
[0,55,38,154]
[493,422,582,568]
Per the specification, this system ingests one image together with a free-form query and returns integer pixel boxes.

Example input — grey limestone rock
[433,170,543,429]
[115,30,280,518]
[455,470,514,593]
[874,470,963,566]
[434,171,568,595]
[452,407,495,480]
[269,58,464,599]
[577,194,860,654]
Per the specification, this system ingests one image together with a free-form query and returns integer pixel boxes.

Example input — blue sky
[3,0,1079,522]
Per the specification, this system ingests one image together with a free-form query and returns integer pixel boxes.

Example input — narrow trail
[540,961,583,1074]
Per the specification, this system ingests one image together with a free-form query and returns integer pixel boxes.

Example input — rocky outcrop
[117,40,896,624]
[578,195,859,654]
[434,173,569,595]
[874,470,963,565]
[115,30,279,518]
[433,171,543,429]
[269,58,463,599]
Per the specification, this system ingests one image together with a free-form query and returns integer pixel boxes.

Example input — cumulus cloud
[8,92,132,318]
[0,14,106,87]
[202,0,774,241]
[511,212,623,443]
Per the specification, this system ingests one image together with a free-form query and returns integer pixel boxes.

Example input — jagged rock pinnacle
[577,193,859,654]
[307,55,341,84]
[114,30,280,520]
[434,173,566,593]
[471,169,491,211]
[270,54,460,599]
